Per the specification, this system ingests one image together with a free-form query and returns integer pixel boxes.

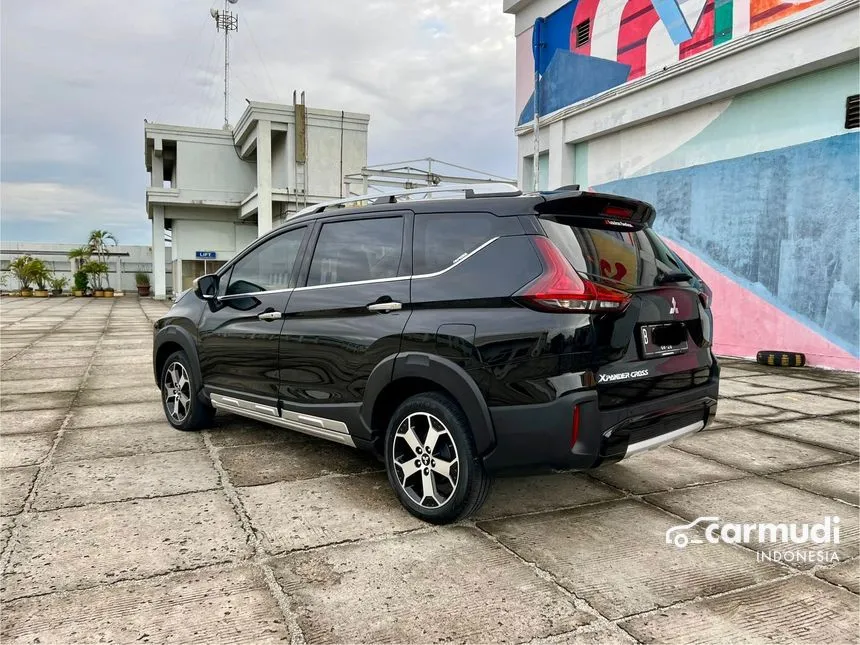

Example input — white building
[503,0,858,370]
[145,100,369,298]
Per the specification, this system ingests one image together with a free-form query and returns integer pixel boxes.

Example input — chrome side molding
[210,393,356,447]
[624,421,703,457]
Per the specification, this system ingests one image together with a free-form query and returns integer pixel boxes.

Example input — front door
[278,212,412,440]
[198,225,309,406]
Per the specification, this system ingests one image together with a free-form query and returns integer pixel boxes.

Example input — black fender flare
[153,325,203,397]
[361,352,496,455]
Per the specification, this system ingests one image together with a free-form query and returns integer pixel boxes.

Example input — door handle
[258,311,283,321]
[367,301,402,313]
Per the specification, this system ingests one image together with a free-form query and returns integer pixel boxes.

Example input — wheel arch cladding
[362,352,496,455]
[153,326,202,391]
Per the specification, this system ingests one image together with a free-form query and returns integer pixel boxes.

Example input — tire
[160,350,215,431]
[384,392,491,524]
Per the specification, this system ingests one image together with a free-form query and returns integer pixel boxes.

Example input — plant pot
[104,289,115,298]
[73,290,84,297]
[20,289,32,297]
[51,289,62,296]
[93,290,104,298]
[137,285,151,297]
[34,290,49,298]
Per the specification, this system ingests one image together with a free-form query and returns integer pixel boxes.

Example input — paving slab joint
[201,430,307,643]
[471,521,614,627]
[0,298,115,574]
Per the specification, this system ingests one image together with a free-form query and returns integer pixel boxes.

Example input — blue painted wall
[597,133,860,354]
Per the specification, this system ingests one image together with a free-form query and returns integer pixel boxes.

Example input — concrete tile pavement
[0,296,858,643]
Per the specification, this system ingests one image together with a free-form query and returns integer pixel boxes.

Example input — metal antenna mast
[211,0,239,128]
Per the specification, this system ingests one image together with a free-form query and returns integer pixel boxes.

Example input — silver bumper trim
[624,420,704,457]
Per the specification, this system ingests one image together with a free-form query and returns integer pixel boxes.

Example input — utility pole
[532,17,544,192]
[211,0,239,129]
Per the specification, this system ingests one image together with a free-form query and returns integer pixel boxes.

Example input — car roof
[278,188,656,229]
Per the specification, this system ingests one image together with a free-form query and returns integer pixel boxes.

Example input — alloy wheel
[163,361,192,423]
[392,412,460,508]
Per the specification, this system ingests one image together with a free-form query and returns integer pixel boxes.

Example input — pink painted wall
[516,27,535,119]
[667,239,859,371]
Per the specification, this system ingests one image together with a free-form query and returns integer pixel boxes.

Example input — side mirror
[194,274,219,300]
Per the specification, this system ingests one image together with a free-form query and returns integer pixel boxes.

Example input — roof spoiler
[534,190,656,227]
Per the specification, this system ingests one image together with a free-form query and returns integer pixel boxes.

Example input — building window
[845,95,859,129]
[575,20,590,47]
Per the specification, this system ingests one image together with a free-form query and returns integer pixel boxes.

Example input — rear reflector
[517,236,631,313]
[571,404,580,448]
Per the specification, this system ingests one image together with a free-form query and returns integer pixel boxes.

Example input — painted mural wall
[576,62,859,369]
[516,0,835,124]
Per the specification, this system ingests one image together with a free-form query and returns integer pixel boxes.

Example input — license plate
[640,323,688,358]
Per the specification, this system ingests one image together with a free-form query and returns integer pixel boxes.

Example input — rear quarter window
[413,212,522,274]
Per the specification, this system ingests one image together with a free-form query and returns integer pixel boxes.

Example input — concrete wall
[175,139,256,201]
[1,242,173,293]
[306,116,368,198]
[574,62,859,369]
[170,215,258,262]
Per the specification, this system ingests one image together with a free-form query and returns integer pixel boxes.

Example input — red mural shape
[679,0,715,59]
[600,259,629,282]
[570,0,601,55]
[616,0,661,80]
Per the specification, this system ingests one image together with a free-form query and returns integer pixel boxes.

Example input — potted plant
[88,230,117,293]
[72,271,88,296]
[32,261,51,297]
[136,273,151,296]
[8,255,35,296]
[50,276,68,296]
[104,285,115,297]
[81,260,108,297]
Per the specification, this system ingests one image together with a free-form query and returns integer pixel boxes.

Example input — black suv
[153,187,718,523]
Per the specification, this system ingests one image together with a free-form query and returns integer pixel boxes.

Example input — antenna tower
[210,1,239,128]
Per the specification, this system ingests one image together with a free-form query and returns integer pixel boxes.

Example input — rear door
[539,212,714,407]
[277,211,412,440]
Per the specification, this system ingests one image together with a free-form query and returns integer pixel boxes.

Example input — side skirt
[210,393,356,448]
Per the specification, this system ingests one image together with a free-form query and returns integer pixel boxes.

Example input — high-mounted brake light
[603,205,634,218]
[517,236,631,313]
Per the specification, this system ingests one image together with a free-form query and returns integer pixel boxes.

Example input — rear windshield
[540,217,694,290]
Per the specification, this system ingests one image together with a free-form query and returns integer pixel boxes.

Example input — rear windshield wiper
[656,271,694,285]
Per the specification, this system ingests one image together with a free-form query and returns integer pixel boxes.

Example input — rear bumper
[482,373,718,474]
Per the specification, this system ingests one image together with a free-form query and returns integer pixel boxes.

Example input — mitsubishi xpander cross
[153,186,719,523]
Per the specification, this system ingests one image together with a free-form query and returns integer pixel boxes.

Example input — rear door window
[306,216,404,287]
[413,212,520,274]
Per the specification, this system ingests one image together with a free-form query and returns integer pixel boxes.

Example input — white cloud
[1,182,140,225]
[0,1,517,242]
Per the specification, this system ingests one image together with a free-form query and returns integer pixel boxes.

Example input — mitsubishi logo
[669,297,679,315]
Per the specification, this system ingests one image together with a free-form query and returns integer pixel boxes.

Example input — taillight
[517,236,631,313]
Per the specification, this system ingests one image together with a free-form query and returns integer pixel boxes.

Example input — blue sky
[1,0,516,245]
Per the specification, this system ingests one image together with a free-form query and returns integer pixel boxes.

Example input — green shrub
[73,271,88,291]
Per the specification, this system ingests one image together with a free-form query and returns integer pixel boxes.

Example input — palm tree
[87,230,117,288]
[67,246,91,272]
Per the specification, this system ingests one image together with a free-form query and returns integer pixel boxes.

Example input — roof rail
[289,183,522,219]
